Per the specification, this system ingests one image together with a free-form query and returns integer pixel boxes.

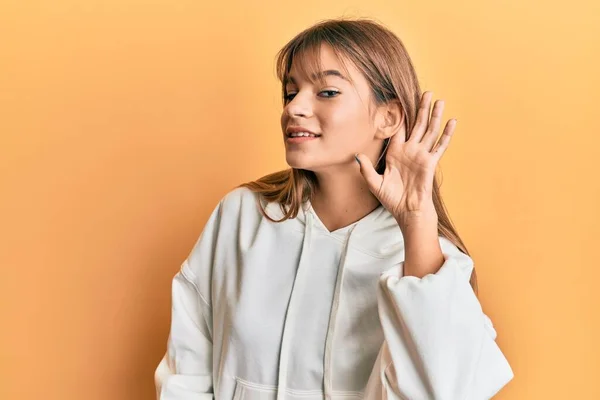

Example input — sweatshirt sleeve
[364,236,514,400]
[154,200,224,400]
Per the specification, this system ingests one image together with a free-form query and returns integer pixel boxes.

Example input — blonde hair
[240,17,478,296]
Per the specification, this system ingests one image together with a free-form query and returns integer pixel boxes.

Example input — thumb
[354,153,382,194]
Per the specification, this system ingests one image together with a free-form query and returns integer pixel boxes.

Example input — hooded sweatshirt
[154,186,514,400]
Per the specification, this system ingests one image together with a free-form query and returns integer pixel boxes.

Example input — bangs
[276,33,353,102]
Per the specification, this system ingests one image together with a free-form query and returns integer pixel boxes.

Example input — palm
[357,91,458,219]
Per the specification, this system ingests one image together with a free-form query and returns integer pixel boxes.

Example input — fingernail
[354,154,361,165]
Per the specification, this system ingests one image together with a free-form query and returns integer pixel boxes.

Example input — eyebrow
[284,69,349,85]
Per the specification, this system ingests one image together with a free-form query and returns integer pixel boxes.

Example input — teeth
[289,131,318,137]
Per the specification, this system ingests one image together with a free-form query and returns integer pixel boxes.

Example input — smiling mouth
[287,132,322,138]
[285,134,321,143]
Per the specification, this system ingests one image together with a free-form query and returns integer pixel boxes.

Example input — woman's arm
[364,236,514,400]
[155,200,224,400]
[155,265,214,399]
[395,208,444,279]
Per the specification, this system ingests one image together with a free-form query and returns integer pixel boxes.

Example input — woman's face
[280,43,385,172]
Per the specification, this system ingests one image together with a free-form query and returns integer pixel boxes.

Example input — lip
[286,135,320,144]
[285,126,321,137]
[285,126,322,144]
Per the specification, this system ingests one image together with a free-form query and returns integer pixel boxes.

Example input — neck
[309,165,381,232]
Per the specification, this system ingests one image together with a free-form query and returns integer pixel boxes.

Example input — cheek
[321,105,373,143]
[280,113,288,129]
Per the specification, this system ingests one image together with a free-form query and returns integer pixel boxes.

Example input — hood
[265,198,405,257]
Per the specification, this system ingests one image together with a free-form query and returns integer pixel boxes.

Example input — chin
[285,153,316,171]
[285,159,309,170]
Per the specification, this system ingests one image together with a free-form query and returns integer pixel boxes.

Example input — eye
[319,90,340,98]
[284,90,340,102]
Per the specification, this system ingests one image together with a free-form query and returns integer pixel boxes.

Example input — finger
[431,119,457,161]
[355,153,383,195]
[410,91,433,143]
[422,99,445,150]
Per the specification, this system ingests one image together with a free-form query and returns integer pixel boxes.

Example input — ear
[374,100,405,140]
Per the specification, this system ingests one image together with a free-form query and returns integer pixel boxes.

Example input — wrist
[394,203,438,232]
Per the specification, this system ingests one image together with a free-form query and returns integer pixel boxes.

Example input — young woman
[154,18,514,400]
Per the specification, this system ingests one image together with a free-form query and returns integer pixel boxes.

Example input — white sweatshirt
[154,186,514,400]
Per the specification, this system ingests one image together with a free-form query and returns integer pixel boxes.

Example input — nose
[285,93,313,118]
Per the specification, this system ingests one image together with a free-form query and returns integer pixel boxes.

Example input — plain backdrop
[1,0,599,399]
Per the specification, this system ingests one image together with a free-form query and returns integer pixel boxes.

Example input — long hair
[239,17,478,296]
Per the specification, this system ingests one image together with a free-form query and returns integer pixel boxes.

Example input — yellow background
[1,1,598,399]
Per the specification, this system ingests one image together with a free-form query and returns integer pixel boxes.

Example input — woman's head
[280,42,399,173]
[242,17,478,295]
[277,18,421,174]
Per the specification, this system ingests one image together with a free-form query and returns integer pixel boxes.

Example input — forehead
[284,43,360,86]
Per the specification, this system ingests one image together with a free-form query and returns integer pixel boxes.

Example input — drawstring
[276,210,314,400]
[323,225,358,400]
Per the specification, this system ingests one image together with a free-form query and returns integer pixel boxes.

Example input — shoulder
[218,186,262,214]
[212,186,267,226]
[219,185,258,206]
